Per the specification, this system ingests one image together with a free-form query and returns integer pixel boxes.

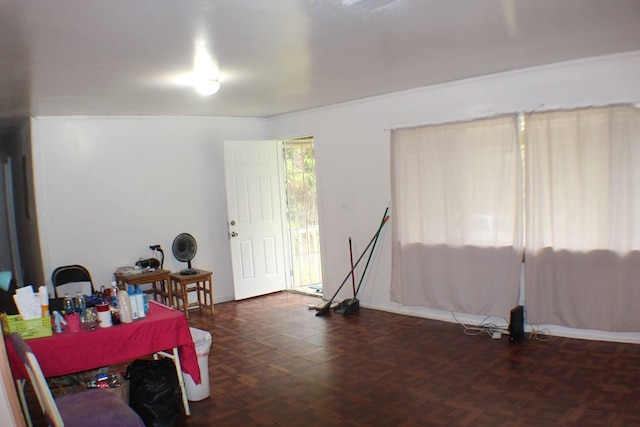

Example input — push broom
[316,207,389,316]
[334,237,359,315]
[335,207,388,316]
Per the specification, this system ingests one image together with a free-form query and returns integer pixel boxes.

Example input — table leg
[16,379,33,427]
[166,278,173,308]
[171,347,190,416]
[155,348,191,416]
[176,281,189,318]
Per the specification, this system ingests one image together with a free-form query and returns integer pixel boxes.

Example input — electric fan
[172,233,200,275]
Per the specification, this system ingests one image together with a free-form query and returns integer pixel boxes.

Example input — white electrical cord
[451,312,509,338]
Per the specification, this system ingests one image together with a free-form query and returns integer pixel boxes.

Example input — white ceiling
[1,0,639,118]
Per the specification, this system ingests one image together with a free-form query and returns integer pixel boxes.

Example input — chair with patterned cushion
[10,333,144,427]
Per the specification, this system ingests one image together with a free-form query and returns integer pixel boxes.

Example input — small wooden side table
[114,269,172,306]
[170,270,214,318]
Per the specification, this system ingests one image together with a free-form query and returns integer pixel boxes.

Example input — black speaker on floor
[509,305,525,343]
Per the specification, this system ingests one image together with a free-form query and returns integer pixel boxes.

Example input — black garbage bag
[126,358,184,427]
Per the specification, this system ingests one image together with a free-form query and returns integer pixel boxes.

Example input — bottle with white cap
[128,285,139,320]
[135,285,146,318]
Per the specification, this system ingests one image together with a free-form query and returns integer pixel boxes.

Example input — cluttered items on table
[58,284,150,331]
[2,282,150,338]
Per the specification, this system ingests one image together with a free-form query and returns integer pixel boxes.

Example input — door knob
[230,231,238,237]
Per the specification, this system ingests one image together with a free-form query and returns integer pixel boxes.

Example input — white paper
[13,286,42,319]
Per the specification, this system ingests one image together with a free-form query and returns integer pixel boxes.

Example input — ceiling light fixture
[193,40,220,96]
[195,78,220,96]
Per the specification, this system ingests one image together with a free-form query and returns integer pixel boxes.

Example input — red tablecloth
[6,301,200,384]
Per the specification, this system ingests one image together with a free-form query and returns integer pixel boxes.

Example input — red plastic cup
[66,313,80,332]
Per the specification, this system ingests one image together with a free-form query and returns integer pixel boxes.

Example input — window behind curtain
[390,115,523,317]
[525,105,640,331]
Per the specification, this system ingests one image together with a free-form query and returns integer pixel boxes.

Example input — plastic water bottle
[63,293,75,314]
[111,284,119,310]
[75,291,86,320]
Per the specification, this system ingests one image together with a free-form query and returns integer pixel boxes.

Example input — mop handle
[354,213,388,297]
[316,207,389,316]
[349,237,356,296]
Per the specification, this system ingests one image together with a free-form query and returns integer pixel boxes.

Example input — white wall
[32,116,268,303]
[267,51,640,342]
[29,52,640,342]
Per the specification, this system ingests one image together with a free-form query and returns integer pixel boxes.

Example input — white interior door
[224,140,287,300]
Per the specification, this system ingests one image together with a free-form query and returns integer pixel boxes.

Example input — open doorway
[282,137,322,295]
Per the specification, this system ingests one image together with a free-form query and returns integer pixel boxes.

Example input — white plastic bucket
[184,327,212,401]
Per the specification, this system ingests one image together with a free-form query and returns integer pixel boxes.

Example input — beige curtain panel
[524,105,640,331]
[391,105,640,332]
[390,115,523,318]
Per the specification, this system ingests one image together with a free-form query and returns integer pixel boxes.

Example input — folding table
[6,301,200,426]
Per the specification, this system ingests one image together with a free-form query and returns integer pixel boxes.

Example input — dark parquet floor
[20,291,640,426]
[181,292,640,427]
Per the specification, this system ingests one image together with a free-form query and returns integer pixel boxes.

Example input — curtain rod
[383,111,520,132]
[383,102,640,132]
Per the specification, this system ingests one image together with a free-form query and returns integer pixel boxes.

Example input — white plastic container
[117,291,133,324]
[135,285,145,318]
[128,285,139,320]
[184,327,212,401]
[96,303,112,328]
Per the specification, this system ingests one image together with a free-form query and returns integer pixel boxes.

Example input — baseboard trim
[360,302,640,344]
